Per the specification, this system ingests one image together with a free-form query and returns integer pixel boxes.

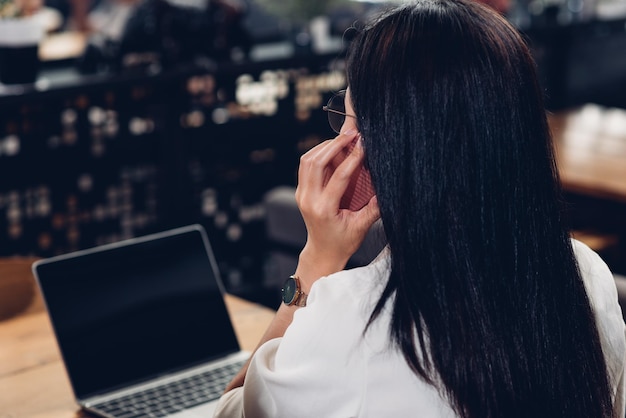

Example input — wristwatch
[282,275,307,307]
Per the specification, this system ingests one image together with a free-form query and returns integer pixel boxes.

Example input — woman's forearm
[223,302,299,392]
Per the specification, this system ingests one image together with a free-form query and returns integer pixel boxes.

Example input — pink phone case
[339,165,375,211]
[336,138,375,211]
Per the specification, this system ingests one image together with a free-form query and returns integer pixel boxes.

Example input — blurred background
[0,0,625,308]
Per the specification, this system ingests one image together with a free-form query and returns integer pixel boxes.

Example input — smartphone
[334,137,376,211]
[340,164,375,211]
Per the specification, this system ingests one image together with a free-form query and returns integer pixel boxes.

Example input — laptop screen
[34,225,241,400]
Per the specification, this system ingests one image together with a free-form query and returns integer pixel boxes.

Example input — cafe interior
[0,0,626,415]
[0,0,626,307]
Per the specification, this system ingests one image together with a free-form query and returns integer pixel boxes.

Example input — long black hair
[347,1,613,417]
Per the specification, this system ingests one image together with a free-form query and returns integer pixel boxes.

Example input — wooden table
[0,292,275,417]
[551,106,626,203]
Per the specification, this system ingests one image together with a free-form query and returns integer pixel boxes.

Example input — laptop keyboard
[91,360,246,418]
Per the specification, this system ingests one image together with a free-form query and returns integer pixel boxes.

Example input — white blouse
[214,240,626,417]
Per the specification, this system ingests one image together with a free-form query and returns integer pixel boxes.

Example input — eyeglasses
[322,90,357,134]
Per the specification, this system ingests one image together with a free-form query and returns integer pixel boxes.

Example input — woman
[215,0,626,417]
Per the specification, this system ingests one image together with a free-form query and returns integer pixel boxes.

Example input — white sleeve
[572,239,626,415]
[212,387,244,417]
[215,272,372,418]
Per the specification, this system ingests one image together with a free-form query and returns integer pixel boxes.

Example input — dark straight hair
[347,1,612,417]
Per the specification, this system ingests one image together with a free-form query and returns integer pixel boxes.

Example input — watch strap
[294,286,307,307]
[284,275,307,307]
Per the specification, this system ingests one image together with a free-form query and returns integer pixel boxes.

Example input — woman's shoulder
[570,238,622,327]
[571,238,626,402]
[571,238,619,301]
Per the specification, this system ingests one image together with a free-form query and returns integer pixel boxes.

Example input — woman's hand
[222,130,380,394]
[294,130,380,291]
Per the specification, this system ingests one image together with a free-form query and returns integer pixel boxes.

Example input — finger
[299,130,358,175]
[295,139,338,209]
[343,196,380,247]
[296,139,333,190]
[358,195,381,225]
[298,131,359,194]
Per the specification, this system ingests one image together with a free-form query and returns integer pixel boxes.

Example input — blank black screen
[35,225,240,399]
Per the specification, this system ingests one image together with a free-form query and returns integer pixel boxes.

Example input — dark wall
[524,17,626,110]
[0,54,344,295]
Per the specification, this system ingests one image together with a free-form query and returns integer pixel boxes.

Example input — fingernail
[343,128,357,136]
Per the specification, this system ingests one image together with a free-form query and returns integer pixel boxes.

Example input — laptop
[32,224,250,418]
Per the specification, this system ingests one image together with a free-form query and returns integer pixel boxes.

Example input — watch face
[282,277,297,304]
